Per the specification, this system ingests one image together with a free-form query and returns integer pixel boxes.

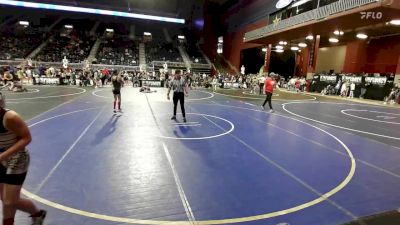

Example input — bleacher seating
[146,39,182,63]
[0,28,43,60]
[36,30,95,63]
[95,36,138,66]
[185,43,208,64]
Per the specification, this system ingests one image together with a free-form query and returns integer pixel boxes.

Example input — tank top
[112,77,122,91]
[0,108,30,174]
[0,108,17,152]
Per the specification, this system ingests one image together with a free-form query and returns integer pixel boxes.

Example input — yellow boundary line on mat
[22,105,356,224]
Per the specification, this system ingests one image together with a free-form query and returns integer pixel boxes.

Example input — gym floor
[3,86,400,225]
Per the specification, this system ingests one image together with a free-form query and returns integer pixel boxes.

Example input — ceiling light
[18,21,29,26]
[276,45,284,50]
[389,19,400,25]
[356,33,368,39]
[334,30,344,36]
[279,41,288,45]
[306,35,314,40]
[178,35,185,39]
[262,48,267,52]
[106,28,114,32]
[276,0,293,9]
[298,43,307,47]
[144,32,152,36]
[291,46,299,51]
[329,38,339,43]
[64,25,73,29]
[292,0,312,8]
[0,0,185,24]
[276,49,284,53]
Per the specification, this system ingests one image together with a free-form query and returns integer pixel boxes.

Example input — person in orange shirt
[261,73,277,113]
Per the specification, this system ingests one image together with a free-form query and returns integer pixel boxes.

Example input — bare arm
[184,82,189,96]
[167,81,172,99]
[119,76,124,87]
[0,111,31,161]
[274,81,280,90]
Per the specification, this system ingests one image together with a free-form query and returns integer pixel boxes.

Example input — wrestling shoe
[31,210,46,225]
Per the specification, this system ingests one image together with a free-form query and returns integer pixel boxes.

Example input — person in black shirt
[111,71,123,113]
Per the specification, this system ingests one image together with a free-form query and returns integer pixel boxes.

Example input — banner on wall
[365,77,387,85]
[320,75,337,83]
[140,80,162,87]
[343,76,362,84]
[308,40,315,67]
[223,82,240,89]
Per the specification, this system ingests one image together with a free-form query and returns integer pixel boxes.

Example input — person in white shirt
[212,76,218,92]
[258,75,265,95]
[349,82,356,98]
[300,78,306,92]
[25,69,32,85]
[340,81,348,97]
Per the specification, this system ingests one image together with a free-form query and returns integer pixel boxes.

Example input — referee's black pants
[262,92,273,110]
[259,83,264,95]
[173,92,186,117]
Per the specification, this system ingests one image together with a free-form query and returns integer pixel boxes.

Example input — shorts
[113,90,121,95]
[0,165,27,185]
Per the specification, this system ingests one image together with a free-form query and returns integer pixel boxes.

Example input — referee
[167,70,188,122]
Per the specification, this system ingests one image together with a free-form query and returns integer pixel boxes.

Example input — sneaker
[113,110,116,113]
[269,109,275,113]
[118,109,122,112]
[183,117,187,123]
[171,116,176,120]
[261,105,265,110]
[31,210,46,225]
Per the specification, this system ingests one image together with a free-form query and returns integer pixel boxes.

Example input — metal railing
[245,0,379,41]
[0,59,210,70]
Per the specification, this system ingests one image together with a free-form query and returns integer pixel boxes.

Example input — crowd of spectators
[36,30,95,63]
[184,43,208,64]
[146,39,182,63]
[0,28,43,60]
[1,29,210,67]
[95,36,139,66]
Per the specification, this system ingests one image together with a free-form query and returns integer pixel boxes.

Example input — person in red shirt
[262,73,277,113]
[101,68,109,86]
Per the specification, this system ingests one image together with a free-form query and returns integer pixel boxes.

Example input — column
[395,55,400,86]
[306,35,320,79]
[264,44,272,73]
